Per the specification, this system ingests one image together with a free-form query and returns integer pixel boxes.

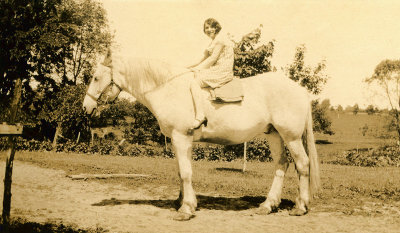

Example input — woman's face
[204,24,217,39]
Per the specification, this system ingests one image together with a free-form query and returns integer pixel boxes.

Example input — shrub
[192,138,272,162]
[333,144,400,167]
[123,103,165,145]
[0,136,274,162]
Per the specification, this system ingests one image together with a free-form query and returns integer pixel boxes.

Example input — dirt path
[0,161,399,233]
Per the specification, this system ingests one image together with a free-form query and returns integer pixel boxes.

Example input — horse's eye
[94,77,98,82]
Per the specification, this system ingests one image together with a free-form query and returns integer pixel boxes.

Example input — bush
[0,137,53,152]
[192,138,272,162]
[333,145,400,167]
[123,103,165,145]
[0,137,274,162]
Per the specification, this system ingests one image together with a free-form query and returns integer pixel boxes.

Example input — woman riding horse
[187,18,235,130]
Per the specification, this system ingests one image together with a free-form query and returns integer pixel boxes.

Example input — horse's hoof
[173,212,194,221]
[254,206,272,215]
[173,199,182,209]
[289,208,308,216]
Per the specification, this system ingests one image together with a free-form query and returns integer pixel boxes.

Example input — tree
[0,0,113,145]
[284,45,331,133]
[320,99,331,110]
[0,0,112,122]
[284,44,329,95]
[233,25,275,78]
[353,104,359,115]
[365,105,377,115]
[312,100,334,135]
[0,0,60,122]
[365,59,400,140]
[36,84,89,148]
[51,0,113,85]
[91,99,137,127]
[124,102,165,145]
[337,105,344,112]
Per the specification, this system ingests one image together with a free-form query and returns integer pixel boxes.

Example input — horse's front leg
[171,130,197,221]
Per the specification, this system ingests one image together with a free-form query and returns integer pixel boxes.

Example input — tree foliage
[0,0,112,124]
[91,99,137,127]
[284,44,331,133]
[365,105,378,115]
[353,104,359,115]
[284,45,329,95]
[36,84,89,140]
[233,25,275,78]
[123,103,165,146]
[311,100,333,135]
[0,0,60,121]
[365,59,400,140]
[0,0,112,145]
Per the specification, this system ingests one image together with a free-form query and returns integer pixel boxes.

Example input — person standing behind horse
[187,18,235,130]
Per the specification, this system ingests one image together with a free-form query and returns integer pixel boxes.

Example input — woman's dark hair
[203,18,222,34]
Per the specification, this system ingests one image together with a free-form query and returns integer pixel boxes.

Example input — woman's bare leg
[189,78,206,129]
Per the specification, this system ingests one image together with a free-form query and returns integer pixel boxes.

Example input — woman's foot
[192,118,207,130]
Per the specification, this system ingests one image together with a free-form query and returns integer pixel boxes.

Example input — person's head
[203,18,222,39]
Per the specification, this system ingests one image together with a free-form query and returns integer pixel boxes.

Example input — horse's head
[82,51,123,116]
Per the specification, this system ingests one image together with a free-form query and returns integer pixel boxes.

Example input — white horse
[82,52,320,220]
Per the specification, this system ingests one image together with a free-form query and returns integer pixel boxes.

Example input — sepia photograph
[0,0,399,232]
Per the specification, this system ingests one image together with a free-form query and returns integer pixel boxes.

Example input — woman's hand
[189,67,200,72]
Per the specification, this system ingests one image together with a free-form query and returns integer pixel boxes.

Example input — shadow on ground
[92,195,295,212]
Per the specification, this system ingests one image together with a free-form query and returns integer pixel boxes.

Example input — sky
[101,0,400,109]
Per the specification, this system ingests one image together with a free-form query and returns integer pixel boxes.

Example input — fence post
[243,142,247,172]
[2,78,22,233]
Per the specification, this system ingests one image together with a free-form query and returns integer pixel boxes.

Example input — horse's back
[241,72,310,138]
[198,72,308,143]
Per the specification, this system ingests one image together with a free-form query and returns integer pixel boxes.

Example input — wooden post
[76,132,81,144]
[164,136,168,151]
[90,128,94,145]
[2,78,22,233]
[52,121,61,151]
[243,142,247,172]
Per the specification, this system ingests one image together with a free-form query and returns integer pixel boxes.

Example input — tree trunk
[2,78,22,233]
[52,122,62,151]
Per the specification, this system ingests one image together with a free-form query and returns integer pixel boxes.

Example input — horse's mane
[115,56,188,99]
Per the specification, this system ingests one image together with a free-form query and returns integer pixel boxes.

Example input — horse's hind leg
[286,139,310,216]
[256,131,289,215]
[171,130,197,221]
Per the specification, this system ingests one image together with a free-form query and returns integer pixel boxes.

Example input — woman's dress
[196,32,235,88]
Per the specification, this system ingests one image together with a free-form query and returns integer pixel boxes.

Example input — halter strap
[86,66,123,103]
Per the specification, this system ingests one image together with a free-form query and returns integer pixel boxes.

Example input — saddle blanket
[209,77,244,103]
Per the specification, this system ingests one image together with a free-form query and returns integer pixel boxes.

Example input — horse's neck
[122,58,187,102]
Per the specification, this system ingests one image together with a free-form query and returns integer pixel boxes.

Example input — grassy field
[314,112,393,163]
[0,112,399,232]
[8,150,400,216]
[1,112,399,221]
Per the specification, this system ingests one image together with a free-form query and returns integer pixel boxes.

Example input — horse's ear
[102,49,113,67]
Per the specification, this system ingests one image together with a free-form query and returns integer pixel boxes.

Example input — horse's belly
[195,106,269,144]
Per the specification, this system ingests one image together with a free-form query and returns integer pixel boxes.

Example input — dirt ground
[1,161,399,233]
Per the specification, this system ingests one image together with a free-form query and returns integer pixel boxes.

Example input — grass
[0,218,106,233]
[1,111,399,231]
[314,112,394,163]
[4,150,400,216]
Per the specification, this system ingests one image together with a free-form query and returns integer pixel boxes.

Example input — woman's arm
[193,43,224,70]
[187,50,209,69]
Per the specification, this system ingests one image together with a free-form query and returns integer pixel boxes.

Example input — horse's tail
[304,103,321,198]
